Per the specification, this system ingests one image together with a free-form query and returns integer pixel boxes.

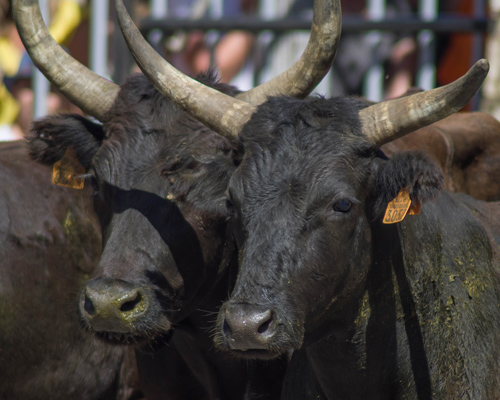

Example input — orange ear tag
[383,187,412,224]
[408,198,421,216]
[52,147,85,189]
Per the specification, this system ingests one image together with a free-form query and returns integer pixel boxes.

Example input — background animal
[382,112,500,201]
[0,141,141,400]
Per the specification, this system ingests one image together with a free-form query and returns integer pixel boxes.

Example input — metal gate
[32,0,491,118]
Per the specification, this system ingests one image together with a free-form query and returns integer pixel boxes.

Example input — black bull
[0,141,140,400]
[214,95,500,398]
[28,73,286,400]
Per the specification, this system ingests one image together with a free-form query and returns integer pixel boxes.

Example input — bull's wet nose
[80,279,150,332]
[223,304,276,350]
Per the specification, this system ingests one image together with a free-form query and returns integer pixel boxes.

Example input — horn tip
[476,58,489,72]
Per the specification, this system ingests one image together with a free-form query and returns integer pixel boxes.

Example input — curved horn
[13,0,120,121]
[237,0,342,105]
[359,59,489,146]
[115,0,256,139]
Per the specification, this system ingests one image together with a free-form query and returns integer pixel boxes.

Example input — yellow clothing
[48,0,84,45]
[0,0,84,124]
[0,37,22,77]
[0,83,20,124]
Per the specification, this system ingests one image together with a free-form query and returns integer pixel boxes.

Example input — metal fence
[32,0,491,118]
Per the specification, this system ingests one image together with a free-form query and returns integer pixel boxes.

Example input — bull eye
[89,176,99,196]
[225,198,234,212]
[333,199,352,213]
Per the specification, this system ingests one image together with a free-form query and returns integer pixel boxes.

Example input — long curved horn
[13,0,120,121]
[359,59,489,146]
[115,0,256,139]
[237,0,342,105]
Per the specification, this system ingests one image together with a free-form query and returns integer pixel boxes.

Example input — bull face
[30,75,238,346]
[79,139,204,344]
[215,96,444,359]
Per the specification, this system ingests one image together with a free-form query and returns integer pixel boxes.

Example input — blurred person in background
[145,0,258,88]
[258,0,418,99]
[170,0,257,83]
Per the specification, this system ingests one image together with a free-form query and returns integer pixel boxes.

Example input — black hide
[28,73,285,400]
[215,95,500,399]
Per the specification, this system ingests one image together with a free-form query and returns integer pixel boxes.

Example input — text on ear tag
[52,147,85,189]
[383,187,412,224]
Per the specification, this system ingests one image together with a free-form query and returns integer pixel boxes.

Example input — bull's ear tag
[52,147,85,189]
[408,198,421,216]
[383,187,412,224]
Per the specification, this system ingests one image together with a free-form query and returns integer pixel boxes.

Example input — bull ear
[28,114,104,169]
[371,151,444,219]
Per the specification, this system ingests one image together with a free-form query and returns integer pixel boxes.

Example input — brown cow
[0,141,141,400]
[383,112,500,201]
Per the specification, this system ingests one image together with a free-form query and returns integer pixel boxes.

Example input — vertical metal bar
[111,0,135,84]
[32,0,50,119]
[416,0,437,90]
[363,0,386,102]
[471,0,486,109]
[90,0,110,78]
[211,0,223,18]
[207,0,224,71]
[254,1,277,87]
[472,0,485,63]
[149,0,168,53]
[151,0,168,16]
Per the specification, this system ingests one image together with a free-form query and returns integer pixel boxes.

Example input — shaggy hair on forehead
[239,95,370,150]
[235,95,379,199]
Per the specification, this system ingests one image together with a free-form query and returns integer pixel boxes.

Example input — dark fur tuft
[373,150,444,217]
[28,114,104,169]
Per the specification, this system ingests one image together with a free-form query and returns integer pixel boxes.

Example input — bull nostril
[84,296,96,315]
[120,293,142,312]
[223,319,232,338]
[257,314,273,334]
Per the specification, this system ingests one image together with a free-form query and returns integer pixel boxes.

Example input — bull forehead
[237,96,372,187]
[235,133,371,220]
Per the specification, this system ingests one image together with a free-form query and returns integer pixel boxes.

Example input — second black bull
[29,73,286,400]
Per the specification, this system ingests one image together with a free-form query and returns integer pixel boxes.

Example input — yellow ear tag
[408,198,421,216]
[383,187,412,224]
[52,147,85,189]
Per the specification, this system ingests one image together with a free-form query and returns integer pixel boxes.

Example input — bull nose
[80,279,151,333]
[223,304,276,350]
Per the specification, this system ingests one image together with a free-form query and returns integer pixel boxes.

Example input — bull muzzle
[222,303,277,351]
[79,278,154,334]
